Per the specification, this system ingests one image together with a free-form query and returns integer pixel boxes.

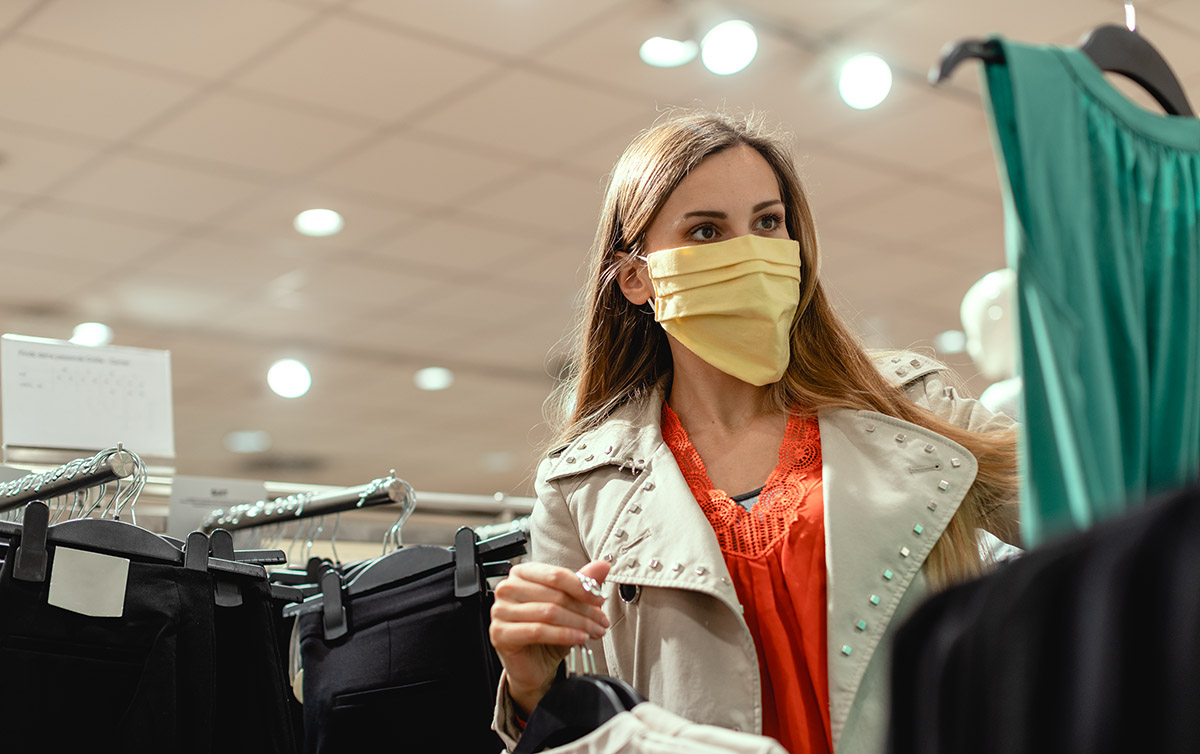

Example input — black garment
[213,577,299,754]
[887,483,1200,754]
[0,548,216,753]
[298,559,504,754]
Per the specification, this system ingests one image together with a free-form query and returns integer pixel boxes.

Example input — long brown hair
[548,109,1017,588]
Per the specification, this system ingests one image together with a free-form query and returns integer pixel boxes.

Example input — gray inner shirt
[730,486,764,511]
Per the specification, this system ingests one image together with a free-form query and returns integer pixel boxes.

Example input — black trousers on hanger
[298,561,504,754]
[887,483,1200,754]
[213,577,300,754]
[0,550,216,753]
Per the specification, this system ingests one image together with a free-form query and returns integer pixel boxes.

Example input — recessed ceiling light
[224,430,272,454]
[268,359,312,398]
[68,322,114,347]
[839,54,893,110]
[414,366,454,391]
[293,208,344,237]
[639,37,699,68]
[700,20,758,75]
[933,329,967,354]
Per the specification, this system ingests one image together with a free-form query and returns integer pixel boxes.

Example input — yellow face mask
[642,234,802,386]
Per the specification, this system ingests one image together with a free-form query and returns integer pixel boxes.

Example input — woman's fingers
[491,600,607,639]
[493,579,609,628]
[509,562,608,607]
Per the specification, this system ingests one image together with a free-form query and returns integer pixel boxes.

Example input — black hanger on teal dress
[930,23,1195,117]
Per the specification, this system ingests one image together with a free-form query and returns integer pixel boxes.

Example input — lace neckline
[661,402,823,557]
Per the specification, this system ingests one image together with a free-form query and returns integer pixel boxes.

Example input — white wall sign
[1,334,175,458]
[168,475,269,541]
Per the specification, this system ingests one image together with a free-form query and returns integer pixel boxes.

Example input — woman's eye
[689,225,718,241]
[756,213,783,232]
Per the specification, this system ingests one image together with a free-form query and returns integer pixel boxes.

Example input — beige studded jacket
[493,354,1017,754]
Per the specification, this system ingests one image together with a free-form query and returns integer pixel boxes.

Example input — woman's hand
[489,559,612,716]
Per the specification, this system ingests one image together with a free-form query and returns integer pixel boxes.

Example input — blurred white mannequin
[960,269,1022,419]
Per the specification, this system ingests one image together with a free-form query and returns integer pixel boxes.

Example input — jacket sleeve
[900,364,1023,548]
[492,454,601,751]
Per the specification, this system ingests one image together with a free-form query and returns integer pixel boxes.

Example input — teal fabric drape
[982,37,1200,546]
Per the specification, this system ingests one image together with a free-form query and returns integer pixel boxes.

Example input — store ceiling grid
[0,0,1196,494]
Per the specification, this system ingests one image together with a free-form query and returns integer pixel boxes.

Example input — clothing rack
[201,474,416,533]
[0,445,141,514]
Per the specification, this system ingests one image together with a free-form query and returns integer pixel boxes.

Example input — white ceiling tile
[469,169,606,238]
[695,45,885,144]
[735,0,895,37]
[364,217,548,277]
[532,2,719,100]
[235,15,495,123]
[1149,0,1200,36]
[140,91,373,177]
[350,0,628,57]
[79,274,239,327]
[0,126,99,194]
[138,236,309,295]
[833,87,990,176]
[215,185,408,253]
[0,252,98,307]
[821,182,996,251]
[313,131,527,207]
[0,0,38,32]
[553,114,648,178]
[19,0,317,80]
[938,149,1004,202]
[54,152,270,225]
[411,68,657,160]
[0,38,199,141]
[844,0,1111,77]
[799,148,907,220]
[0,205,175,265]
[495,239,591,296]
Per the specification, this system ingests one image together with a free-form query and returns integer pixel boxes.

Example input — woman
[489,110,1019,754]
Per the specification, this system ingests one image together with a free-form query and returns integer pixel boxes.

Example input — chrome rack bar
[202,474,416,533]
[0,447,138,513]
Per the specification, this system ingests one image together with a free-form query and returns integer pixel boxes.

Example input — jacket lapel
[818,407,978,747]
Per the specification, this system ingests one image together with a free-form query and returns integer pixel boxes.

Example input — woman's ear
[615,252,654,306]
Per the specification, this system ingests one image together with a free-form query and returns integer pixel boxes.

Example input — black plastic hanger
[1078,24,1194,116]
[930,24,1194,117]
[513,650,646,754]
[1,502,267,583]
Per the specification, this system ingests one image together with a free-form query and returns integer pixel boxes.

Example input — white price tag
[47,546,129,618]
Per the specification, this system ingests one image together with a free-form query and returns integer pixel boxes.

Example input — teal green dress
[982,37,1200,546]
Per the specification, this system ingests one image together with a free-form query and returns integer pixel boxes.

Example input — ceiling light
[933,329,967,354]
[414,366,454,391]
[700,20,758,75]
[839,54,893,110]
[293,208,344,237]
[481,451,516,473]
[639,37,699,68]
[68,322,113,347]
[224,430,272,454]
[268,359,312,398]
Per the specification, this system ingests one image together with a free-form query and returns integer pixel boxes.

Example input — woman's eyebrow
[753,199,783,212]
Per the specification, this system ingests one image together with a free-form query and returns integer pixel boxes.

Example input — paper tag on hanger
[47,546,129,618]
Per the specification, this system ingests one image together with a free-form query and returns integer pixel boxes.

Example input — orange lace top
[662,402,832,754]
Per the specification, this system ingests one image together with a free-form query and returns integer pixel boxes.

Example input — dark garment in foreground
[887,483,1200,754]
[0,553,216,753]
